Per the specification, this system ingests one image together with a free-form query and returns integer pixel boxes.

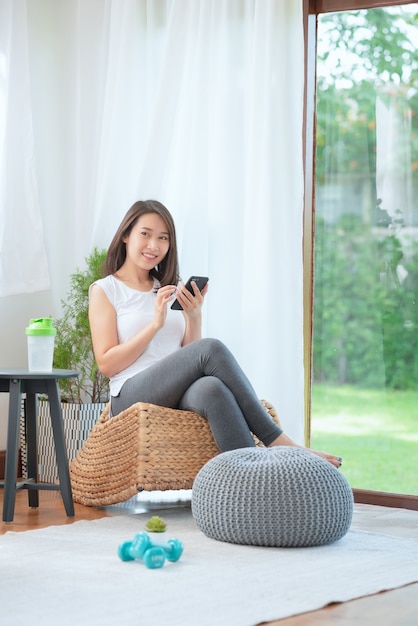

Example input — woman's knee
[185,375,226,400]
[179,376,232,412]
[198,337,229,358]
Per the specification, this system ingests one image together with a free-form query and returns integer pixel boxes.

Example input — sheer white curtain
[0,0,50,296]
[1,0,305,441]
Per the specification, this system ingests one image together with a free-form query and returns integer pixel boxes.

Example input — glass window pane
[312,5,418,495]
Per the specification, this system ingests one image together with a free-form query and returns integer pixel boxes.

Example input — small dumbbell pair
[118,531,184,569]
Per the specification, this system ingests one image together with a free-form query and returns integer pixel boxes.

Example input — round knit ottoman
[191,447,353,547]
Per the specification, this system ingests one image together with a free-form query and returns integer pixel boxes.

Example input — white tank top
[91,275,186,396]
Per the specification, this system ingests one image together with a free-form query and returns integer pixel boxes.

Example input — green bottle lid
[25,318,57,336]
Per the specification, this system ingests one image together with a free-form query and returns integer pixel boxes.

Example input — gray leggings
[111,337,282,452]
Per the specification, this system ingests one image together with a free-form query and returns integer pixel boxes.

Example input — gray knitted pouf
[192,446,353,547]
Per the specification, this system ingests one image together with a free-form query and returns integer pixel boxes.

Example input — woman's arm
[175,280,209,346]
[89,283,176,378]
[182,310,203,345]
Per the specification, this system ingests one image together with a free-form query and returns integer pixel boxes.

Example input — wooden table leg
[46,380,74,517]
[25,393,39,508]
[3,379,22,522]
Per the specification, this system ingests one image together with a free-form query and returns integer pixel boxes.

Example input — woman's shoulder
[94,274,160,298]
[90,274,114,293]
[89,274,120,302]
[92,275,113,287]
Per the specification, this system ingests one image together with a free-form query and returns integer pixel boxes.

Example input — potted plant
[52,246,109,404]
[21,248,110,482]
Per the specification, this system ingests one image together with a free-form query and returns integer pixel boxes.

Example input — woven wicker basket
[70,399,280,507]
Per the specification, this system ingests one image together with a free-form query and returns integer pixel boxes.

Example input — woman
[89,199,342,467]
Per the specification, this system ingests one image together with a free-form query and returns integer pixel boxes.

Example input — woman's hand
[175,280,208,317]
[178,280,209,346]
[154,284,178,326]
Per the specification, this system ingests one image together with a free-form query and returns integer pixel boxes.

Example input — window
[308,2,418,498]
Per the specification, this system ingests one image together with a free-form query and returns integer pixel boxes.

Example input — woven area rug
[1,508,418,626]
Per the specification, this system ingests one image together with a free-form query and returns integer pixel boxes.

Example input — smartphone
[171,276,209,310]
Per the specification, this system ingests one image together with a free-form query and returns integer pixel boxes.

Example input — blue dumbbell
[142,546,166,569]
[118,532,183,569]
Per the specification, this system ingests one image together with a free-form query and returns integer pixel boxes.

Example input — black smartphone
[170,276,209,310]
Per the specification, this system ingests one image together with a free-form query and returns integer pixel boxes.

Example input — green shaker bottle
[25,318,57,371]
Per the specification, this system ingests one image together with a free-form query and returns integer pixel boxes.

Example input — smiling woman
[87,198,342,469]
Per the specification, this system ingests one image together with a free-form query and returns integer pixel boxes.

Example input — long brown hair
[104,200,180,286]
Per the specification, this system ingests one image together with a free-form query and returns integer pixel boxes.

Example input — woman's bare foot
[268,433,342,468]
[308,449,342,468]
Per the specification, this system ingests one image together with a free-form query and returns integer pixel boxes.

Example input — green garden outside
[311,5,418,495]
[311,383,418,494]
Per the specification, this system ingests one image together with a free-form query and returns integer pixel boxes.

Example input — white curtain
[0,0,305,441]
[0,0,50,296]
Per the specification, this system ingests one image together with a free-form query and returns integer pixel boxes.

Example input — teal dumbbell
[118,532,183,569]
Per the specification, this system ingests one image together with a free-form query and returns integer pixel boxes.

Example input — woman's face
[124,212,170,271]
